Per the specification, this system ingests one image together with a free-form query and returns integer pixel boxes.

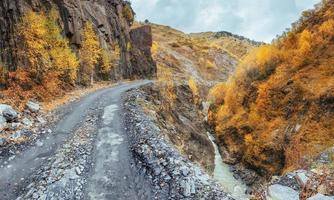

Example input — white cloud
[130,0,321,42]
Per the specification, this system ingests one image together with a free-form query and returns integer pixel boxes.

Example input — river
[207,133,249,200]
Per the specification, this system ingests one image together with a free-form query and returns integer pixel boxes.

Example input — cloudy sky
[131,0,321,42]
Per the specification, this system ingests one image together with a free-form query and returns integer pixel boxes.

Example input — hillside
[208,0,334,180]
[146,22,259,96]
[132,22,259,170]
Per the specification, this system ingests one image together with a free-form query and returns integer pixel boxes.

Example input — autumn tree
[157,65,176,110]
[151,42,159,57]
[79,22,101,85]
[46,8,79,84]
[97,49,113,80]
[18,9,79,84]
[11,8,80,102]
[122,3,134,25]
[319,19,334,39]
[0,64,8,87]
[188,78,200,104]
[100,44,121,80]
[18,11,49,79]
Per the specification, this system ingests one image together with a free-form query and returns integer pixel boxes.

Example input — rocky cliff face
[128,25,157,79]
[0,0,156,79]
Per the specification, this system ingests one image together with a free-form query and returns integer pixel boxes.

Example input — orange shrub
[208,82,226,105]
[319,19,334,37]
[157,65,177,110]
[188,78,200,104]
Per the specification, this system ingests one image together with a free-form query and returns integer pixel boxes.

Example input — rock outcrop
[127,25,157,79]
[0,0,156,80]
[265,167,334,200]
[136,83,216,172]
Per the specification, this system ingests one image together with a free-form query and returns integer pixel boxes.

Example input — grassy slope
[144,22,258,97]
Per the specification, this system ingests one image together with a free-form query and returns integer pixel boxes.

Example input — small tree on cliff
[79,22,101,85]
[122,2,134,25]
[46,8,79,84]
[18,11,49,79]
[18,9,79,84]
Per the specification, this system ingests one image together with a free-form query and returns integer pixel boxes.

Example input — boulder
[36,116,46,125]
[0,137,7,146]
[11,131,22,140]
[274,171,301,191]
[2,107,18,122]
[11,129,33,140]
[26,101,40,113]
[181,178,196,197]
[0,104,12,114]
[308,193,334,200]
[22,117,33,127]
[267,184,299,200]
[0,104,18,122]
[0,115,6,131]
[130,25,153,49]
[9,123,21,131]
[295,170,309,187]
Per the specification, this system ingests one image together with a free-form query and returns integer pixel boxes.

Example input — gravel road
[0,80,235,200]
[0,81,153,200]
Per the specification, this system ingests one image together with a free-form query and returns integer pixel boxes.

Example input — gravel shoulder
[122,88,234,200]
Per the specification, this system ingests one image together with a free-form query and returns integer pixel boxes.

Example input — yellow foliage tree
[205,59,216,69]
[255,45,273,66]
[188,78,200,104]
[97,44,120,80]
[18,9,79,84]
[319,19,334,37]
[151,41,159,57]
[123,3,134,25]
[46,8,79,84]
[80,22,101,85]
[298,30,312,56]
[18,11,49,78]
[157,65,177,109]
[208,82,226,105]
[98,48,113,79]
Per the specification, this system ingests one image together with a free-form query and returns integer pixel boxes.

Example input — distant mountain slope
[208,0,334,177]
[141,22,259,97]
[190,31,263,59]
